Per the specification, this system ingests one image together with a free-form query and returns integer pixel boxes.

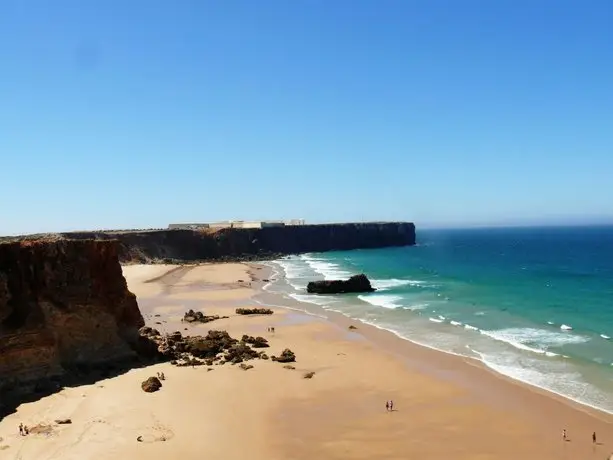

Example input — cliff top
[1,222,415,240]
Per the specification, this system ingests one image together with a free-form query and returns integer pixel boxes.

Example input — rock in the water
[306,274,375,294]
[141,376,162,393]
[272,348,296,363]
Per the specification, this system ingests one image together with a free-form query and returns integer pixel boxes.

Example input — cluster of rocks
[182,309,229,324]
[137,327,290,368]
[235,307,273,315]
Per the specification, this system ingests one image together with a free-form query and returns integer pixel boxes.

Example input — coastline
[259,258,613,419]
[1,261,612,459]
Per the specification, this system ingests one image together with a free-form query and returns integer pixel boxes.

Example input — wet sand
[1,262,612,459]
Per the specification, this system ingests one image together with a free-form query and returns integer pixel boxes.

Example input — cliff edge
[53,222,416,263]
[0,239,144,404]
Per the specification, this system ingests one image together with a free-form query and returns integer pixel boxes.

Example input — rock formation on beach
[0,239,144,410]
[182,309,228,324]
[307,274,376,294]
[141,376,162,393]
[3,222,416,263]
[235,307,273,315]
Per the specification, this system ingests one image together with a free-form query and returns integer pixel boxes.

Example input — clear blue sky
[2,0,612,235]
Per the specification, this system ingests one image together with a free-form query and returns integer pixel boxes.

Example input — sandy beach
[1,262,613,459]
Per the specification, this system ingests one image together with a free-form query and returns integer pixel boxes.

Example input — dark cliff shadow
[0,355,167,421]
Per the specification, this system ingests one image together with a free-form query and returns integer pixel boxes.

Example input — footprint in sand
[136,424,174,443]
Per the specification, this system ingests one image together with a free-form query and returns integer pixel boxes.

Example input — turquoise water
[265,226,613,413]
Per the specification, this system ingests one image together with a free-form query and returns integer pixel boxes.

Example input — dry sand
[1,262,613,459]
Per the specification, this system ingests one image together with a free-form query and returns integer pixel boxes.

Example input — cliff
[0,239,144,400]
[49,222,416,263]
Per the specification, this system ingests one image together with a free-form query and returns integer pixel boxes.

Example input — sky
[1,0,612,235]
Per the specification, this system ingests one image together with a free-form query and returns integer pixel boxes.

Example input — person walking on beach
[385,401,389,412]
[19,423,23,436]
[562,429,567,441]
[593,431,597,444]
[389,400,394,411]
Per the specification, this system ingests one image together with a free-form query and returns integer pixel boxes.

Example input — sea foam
[480,327,587,357]
[357,294,404,309]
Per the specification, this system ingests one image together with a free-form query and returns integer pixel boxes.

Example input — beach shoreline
[255,260,613,421]
[1,261,612,459]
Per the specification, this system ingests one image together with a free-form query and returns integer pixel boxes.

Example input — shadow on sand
[0,355,165,421]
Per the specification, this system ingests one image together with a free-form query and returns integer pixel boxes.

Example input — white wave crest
[480,327,587,357]
[560,324,573,331]
[357,294,403,309]
[401,303,429,311]
[371,278,426,290]
[299,254,353,280]
[289,293,332,307]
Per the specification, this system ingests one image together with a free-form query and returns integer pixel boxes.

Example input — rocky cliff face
[56,222,416,263]
[0,240,144,394]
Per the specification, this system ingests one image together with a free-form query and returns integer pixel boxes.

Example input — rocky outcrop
[235,307,273,315]
[141,376,162,393]
[241,334,269,348]
[272,349,296,363]
[0,239,144,400]
[307,274,375,294]
[182,309,228,324]
[5,222,415,263]
[147,329,274,366]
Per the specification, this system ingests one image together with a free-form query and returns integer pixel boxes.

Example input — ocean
[263,226,613,414]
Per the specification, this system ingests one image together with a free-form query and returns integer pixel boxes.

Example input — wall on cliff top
[0,240,144,389]
[61,222,416,263]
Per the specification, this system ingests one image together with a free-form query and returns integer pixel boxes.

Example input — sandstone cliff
[0,240,144,399]
[52,222,416,263]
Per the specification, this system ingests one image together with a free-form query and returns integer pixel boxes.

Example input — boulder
[240,335,270,348]
[272,348,296,363]
[306,274,375,294]
[141,376,162,393]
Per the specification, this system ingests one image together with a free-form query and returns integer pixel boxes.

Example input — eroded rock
[182,309,228,324]
[141,376,162,393]
[272,349,296,363]
[235,308,273,315]
[307,274,375,294]
[241,335,269,348]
